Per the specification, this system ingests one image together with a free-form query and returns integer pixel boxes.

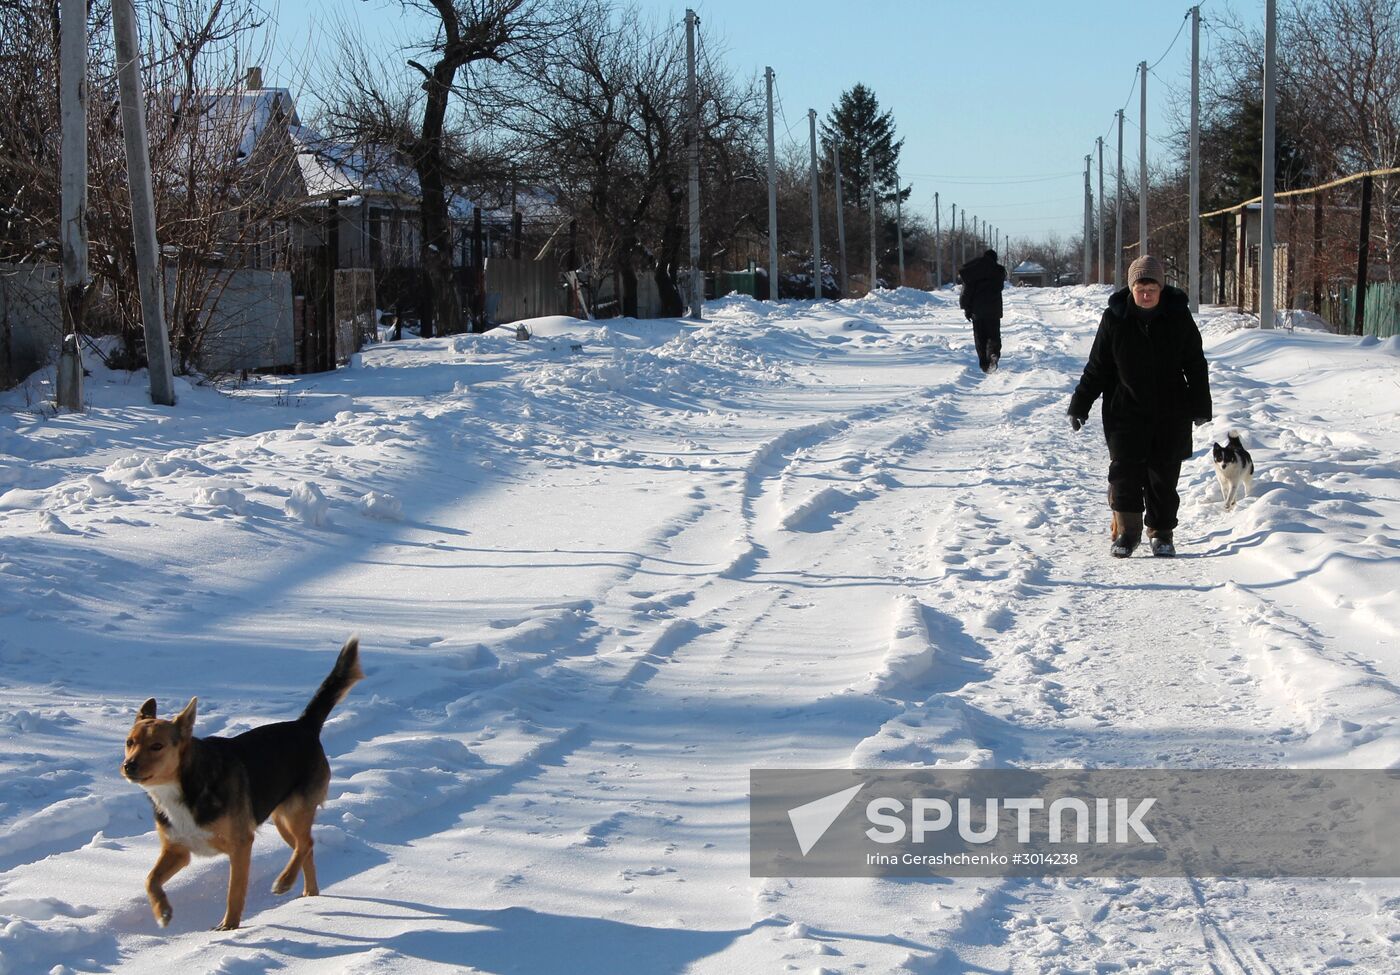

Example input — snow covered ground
[2,285,1399,973]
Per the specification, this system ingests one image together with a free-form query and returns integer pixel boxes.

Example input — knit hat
[1128,255,1165,287]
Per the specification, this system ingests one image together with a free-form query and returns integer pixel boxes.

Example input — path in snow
[1,287,1398,973]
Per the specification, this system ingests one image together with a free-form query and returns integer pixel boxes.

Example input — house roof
[289,126,422,205]
[1013,260,1047,275]
[200,82,567,225]
[174,87,299,162]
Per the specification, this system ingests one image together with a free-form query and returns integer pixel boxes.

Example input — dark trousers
[1109,458,1183,533]
[972,315,1002,371]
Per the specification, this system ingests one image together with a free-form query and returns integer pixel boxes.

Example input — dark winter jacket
[1068,285,1212,463]
[958,253,1006,320]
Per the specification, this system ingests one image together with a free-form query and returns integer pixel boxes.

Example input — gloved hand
[1069,414,1085,433]
[1193,416,1211,428]
[965,312,974,322]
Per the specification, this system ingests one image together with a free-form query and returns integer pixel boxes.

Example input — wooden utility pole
[477,208,488,327]
[1311,194,1323,313]
[323,199,340,369]
[112,0,175,405]
[1218,213,1229,305]
[57,0,87,411]
[1355,175,1373,336]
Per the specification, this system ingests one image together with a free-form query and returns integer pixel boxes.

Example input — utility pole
[1115,109,1125,287]
[58,0,87,411]
[868,158,878,290]
[685,9,702,319]
[934,192,942,287]
[765,66,778,302]
[1083,154,1092,283]
[1097,136,1105,285]
[833,135,847,297]
[113,0,175,405]
[1260,0,1277,329]
[1188,5,1201,311]
[950,203,957,278]
[895,177,904,287]
[808,109,821,300]
[960,211,966,269]
[1139,60,1149,257]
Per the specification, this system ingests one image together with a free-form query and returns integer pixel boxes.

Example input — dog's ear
[138,698,158,720]
[172,697,198,738]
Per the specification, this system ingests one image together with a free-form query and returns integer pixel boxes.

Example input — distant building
[1011,260,1049,287]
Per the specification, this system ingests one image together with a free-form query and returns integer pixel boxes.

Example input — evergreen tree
[819,84,910,210]
[1201,91,1317,210]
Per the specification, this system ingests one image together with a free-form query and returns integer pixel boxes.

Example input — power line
[957,196,1081,210]
[902,171,1079,185]
[1148,9,1192,72]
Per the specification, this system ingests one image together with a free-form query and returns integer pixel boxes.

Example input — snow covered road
[2,286,1399,973]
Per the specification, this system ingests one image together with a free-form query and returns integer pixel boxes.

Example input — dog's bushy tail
[300,636,363,733]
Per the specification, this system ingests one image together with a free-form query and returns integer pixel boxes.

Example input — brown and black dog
[121,636,362,931]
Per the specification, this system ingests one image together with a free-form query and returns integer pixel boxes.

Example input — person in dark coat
[958,249,1007,372]
[1068,255,1212,558]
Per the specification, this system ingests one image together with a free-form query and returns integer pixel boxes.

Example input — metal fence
[0,262,60,388]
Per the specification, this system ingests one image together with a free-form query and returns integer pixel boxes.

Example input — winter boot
[1148,528,1175,558]
[1110,511,1143,558]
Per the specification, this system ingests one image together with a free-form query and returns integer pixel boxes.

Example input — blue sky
[264,0,1254,248]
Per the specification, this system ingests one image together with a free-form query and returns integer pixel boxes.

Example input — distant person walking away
[1067,255,1212,558]
[958,248,1007,373]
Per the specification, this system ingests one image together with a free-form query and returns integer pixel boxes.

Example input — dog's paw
[211,918,241,931]
[152,900,172,927]
[271,876,294,896]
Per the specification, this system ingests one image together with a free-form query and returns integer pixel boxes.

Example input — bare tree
[320,0,564,337]
[501,0,636,310]
[503,1,760,316]
[1,0,305,374]
[1283,0,1400,273]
